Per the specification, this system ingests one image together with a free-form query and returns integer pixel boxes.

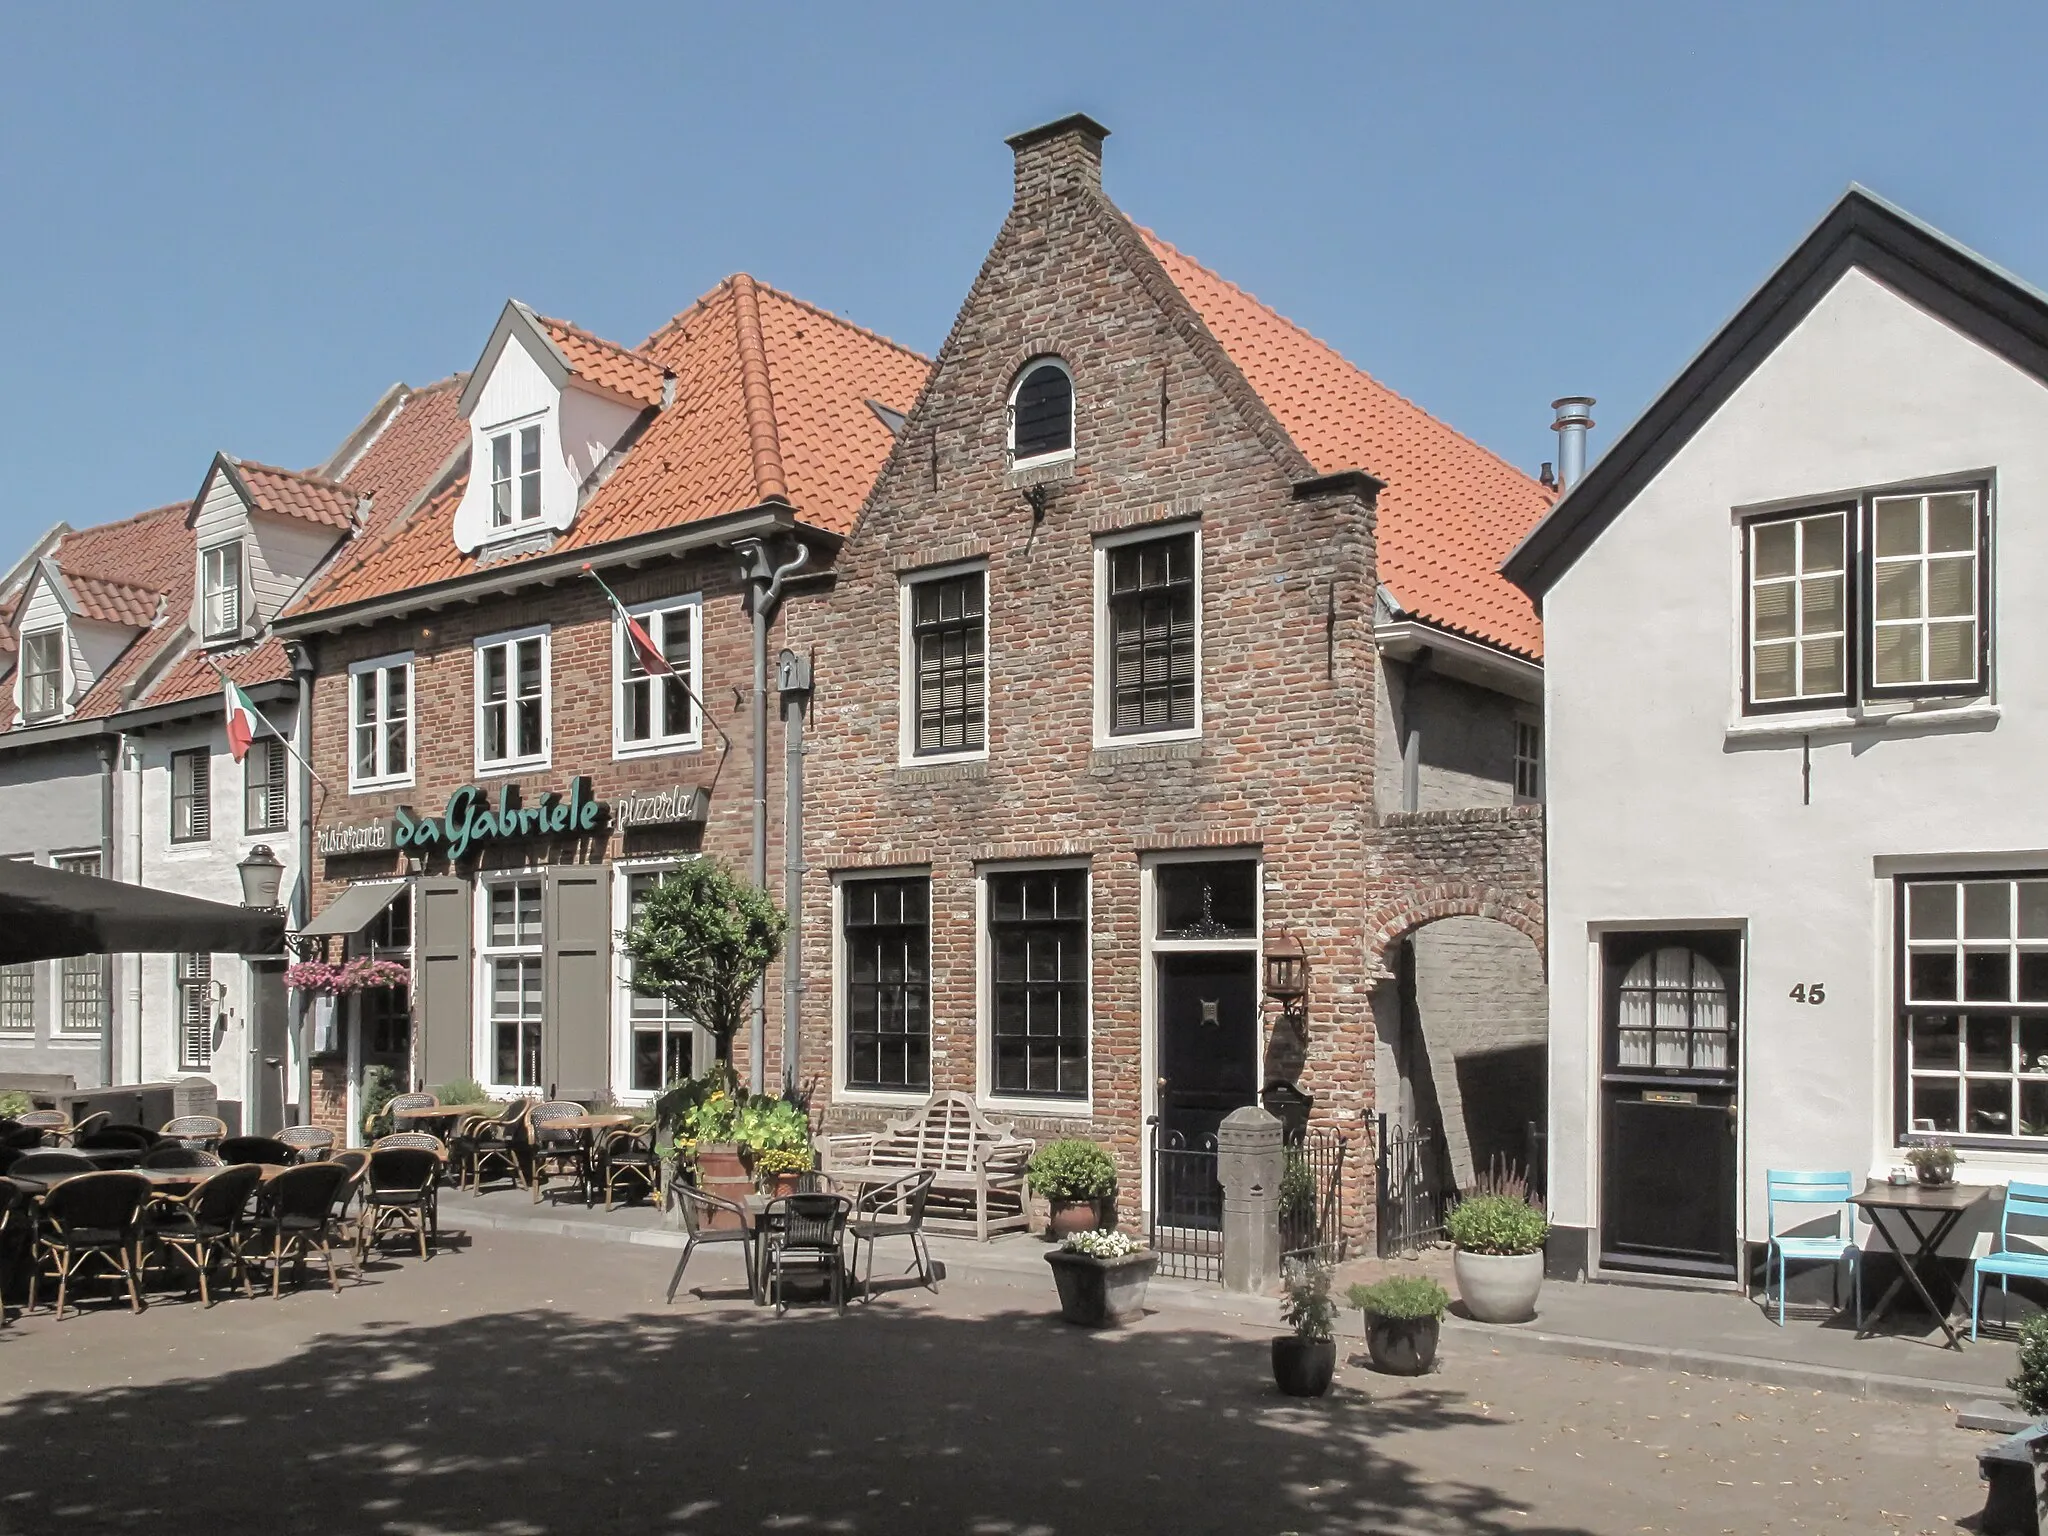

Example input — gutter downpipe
[126,741,143,1081]
[96,735,116,1089]
[778,648,812,1095]
[290,644,314,1126]
[734,537,809,1096]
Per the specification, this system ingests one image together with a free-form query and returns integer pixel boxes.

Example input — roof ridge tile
[731,274,790,503]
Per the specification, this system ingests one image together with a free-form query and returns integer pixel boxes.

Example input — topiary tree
[621,858,786,1069]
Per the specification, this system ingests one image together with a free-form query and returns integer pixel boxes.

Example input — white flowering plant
[1059,1230,1143,1260]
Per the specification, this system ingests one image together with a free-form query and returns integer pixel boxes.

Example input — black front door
[1156,953,1259,1226]
[249,961,290,1135]
[1599,931,1741,1279]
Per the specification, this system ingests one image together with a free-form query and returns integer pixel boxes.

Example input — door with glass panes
[622,867,705,1095]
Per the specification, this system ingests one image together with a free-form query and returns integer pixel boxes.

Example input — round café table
[3,1163,293,1197]
[535,1114,639,1203]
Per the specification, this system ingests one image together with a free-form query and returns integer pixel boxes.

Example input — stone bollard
[1218,1105,1284,1294]
[172,1076,219,1120]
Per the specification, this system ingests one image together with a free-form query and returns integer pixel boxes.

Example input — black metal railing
[1279,1126,1349,1266]
[1375,1113,1453,1258]
[1147,1118,1222,1282]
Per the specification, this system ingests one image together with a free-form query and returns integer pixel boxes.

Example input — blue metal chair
[1972,1181,2048,1340]
[1764,1170,1861,1327]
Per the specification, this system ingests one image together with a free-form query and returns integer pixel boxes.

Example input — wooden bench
[819,1092,1034,1242]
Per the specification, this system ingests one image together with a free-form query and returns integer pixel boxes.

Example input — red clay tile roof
[537,315,671,409]
[33,501,195,721]
[1139,230,1553,660]
[60,570,163,628]
[295,277,927,613]
[333,377,468,528]
[226,459,359,531]
[142,635,293,709]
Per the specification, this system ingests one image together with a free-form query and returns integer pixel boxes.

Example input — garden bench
[818,1091,1032,1242]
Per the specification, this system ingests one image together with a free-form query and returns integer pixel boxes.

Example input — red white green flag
[222,677,260,762]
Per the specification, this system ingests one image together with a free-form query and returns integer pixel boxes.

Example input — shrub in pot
[1347,1275,1448,1375]
[752,1145,814,1197]
[1907,1137,1958,1188]
[1028,1139,1117,1237]
[1445,1194,1549,1323]
[1273,1257,1338,1397]
[736,1096,814,1195]
[1046,1230,1154,1327]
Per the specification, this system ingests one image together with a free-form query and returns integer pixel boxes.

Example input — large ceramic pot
[695,1143,752,1230]
[1046,1249,1155,1327]
[1046,1196,1104,1239]
[1363,1314,1440,1376]
[1271,1336,1337,1397]
[1453,1248,1543,1324]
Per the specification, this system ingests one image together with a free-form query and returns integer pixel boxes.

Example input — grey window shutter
[415,877,470,1089]
[545,866,611,1096]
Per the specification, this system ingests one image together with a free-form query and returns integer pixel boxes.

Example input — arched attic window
[1008,358,1073,463]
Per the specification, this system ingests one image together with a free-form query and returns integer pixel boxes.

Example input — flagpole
[580,564,735,754]
[205,654,333,791]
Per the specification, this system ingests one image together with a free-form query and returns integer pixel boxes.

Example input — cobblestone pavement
[0,1228,1989,1535]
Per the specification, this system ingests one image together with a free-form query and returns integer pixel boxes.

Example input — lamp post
[237,844,286,910]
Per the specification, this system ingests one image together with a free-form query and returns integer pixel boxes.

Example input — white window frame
[612,594,704,759]
[611,859,708,1103]
[178,952,214,1070]
[473,625,551,776]
[0,855,33,1040]
[52,851,102,1036]
[976,859,1093,1118]
[897,560,989,766]
[20,626,65,723]
[348,651,414,792]
[477,873,545,1093]
[486,416,545,532]
[201,540,243,641]
[1008,356,1075,469]
[830,866,937,1109]
[1093,521,1203,748]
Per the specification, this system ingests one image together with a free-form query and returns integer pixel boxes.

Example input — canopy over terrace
[0,859,285,964]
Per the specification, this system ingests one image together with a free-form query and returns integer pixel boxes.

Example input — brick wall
[1365,807,1547,977]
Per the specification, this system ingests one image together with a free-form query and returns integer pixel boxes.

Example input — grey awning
[0,861,285,963]
[298,881,405,939]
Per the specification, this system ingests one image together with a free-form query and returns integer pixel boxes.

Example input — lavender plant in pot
[1907,1137,1957,1188]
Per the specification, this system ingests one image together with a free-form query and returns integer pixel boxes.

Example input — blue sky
[3,3,2045,547]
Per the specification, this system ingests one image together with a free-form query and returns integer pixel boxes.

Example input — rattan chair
[30,1170,151,1317]
[0,1179,25,1325]
[528,1101,587,1206]
[452,1099,527,1194]
[76,1127,153,1155]
[248,1162,352,1296]
[160,1115,228,1152]
[596,1124,660,1211]
[140,1145,222,1170]
[11,1149,97,1179]
[763,1192,852,1315]
[330,1149,371,1238]
[849,1169,938,1301]
[358,1147,443,1262]
[17,1109,69,1144]
[66,1111,111,1143]
[274,1126,335,1163]
[219,1136,297,1167]
[144,1163,261,1306]
[665,1184,759,1304]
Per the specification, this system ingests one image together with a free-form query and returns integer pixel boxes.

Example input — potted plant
[1347,1275,1449,1375]
[655,1069,751,1228]
[736,1095,816,1195]
[1273,1257,1338,1396]
[1907,1137,1958,1188]
[1046,1230,1154,1327]
[1445,1193,1550,1324]
[1027,1139,1117,1237]
[1980,1313,2048,1533]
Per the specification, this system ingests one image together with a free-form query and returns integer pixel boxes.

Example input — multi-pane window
[1010,359,1074,462]
[476,632,547,768]
[350,656,411,787]
[486,879,543,1088]
[202,541,242,639]
[178,952,213,1069]
[842,877,930,1094]
[988,867,1088,1100]
[171,749,211,843]
[21,628,63,721]
[908,571,985,756]
[1870,489,1982,693]
[0,963,33,1035]
[489,423,543,530]
[245,737,287,834]
[617,602,698,752]
[1747,508,1847,706]
[625,868,694,1093]
[1105,532,1197,736]
[1615,947,1732,1072]
[55,854,101,1035]
[1514,721,1542,803]
[1900,877,2048,1142]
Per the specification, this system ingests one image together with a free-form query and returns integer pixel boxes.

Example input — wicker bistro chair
[0,1179,25,1325]
[17,1110,70,1145]
[141,1146,222,1171]
[219,1137,298,1167]
[527,1102,588,1206]
[1,1123,46,1151]
[665,1184,760,1304]
[143,1163,262,1306]
[597,1124,661,1211]
[329,1150,371,1239]
[849,1169,938,1301]
[76,1128,153,1159]
[11,1149,97,1179]
[65,1111,112,1144]
[275,1126,335,1163]
[30,1171,151,1318]
[451,1099,528,1195]
[763,1192,853,1315]
[248,1162,353,1296]
[160,1115,228,1153]
[358,1147,444,1262]
[382,1093,437,1138]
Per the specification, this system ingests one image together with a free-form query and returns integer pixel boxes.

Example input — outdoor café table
[392,1104,494,1129]
[545,1114,636,1201]
[1851,1179,1991,1349]
[3,1163,293,1197]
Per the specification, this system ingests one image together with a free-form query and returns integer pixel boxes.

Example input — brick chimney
[1005,113,1109,203]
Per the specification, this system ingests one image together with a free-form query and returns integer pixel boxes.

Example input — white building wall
[247,515,341,623]
[1544,266,2048,1254]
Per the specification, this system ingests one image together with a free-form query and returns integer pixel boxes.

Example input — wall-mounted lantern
[1264,931,1310,1015]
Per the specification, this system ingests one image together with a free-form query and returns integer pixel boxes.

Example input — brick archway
[1364,807,1546,978]
[1364,883,1546,978]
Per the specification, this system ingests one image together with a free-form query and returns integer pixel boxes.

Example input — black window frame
[1513,719,1542,804]
[841,875,931,1095]
[171,748,211,843]
[1740,501,1854,715]
[987,865,1089,1103]
[1861,480,1993,703]
[244,736,287,835]
[1104,529,1198,737]
[1008,358,1073,463]
[907,568,986,758]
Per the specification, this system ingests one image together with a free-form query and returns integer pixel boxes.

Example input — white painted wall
[1543,266,2048,1258]
[70,617,138,696]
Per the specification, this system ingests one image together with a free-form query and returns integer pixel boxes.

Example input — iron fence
[1147,1118,1222,1282]
[1375,1113,1453,1258]
[1279,1126,1349,1266]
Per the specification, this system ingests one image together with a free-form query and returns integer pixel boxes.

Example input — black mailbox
[1261,1081,1313,1145]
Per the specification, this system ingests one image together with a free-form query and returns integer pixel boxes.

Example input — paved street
[0,1228,1990,1535]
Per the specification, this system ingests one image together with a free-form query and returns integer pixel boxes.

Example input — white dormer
[188,454,360,645]
[13,558,159,725]
[452,301,666,555]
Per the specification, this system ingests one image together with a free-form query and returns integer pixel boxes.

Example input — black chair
[596,1124,660,1211]
[248,1162,351,1296]
[850,1169,938,1300]
[11,1150,97,1180]
[219,1137,297,1167]
[452,1100,527,1194]
[763,1192,852,1315]
[141,1146,223,1170]
[30,1170,151,1317]
[665,1184,758,1304]
[0,1145,22,1178]
[358,1148,443,1262]
[145,1164,261,1306]
[66,1111,112,1143]
[0,1179,25,1325]
[1,1124,44,1151]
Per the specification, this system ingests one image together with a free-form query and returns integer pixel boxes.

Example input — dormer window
[490,423,543,530]
[21,629,63,721]
[201,541,242,640]
[1009,358,1074,464]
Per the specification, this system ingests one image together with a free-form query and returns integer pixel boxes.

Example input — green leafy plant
[2011,1314,2048,1416]
[734,1095,811,1157]
[1280,1146,1315,1222]
[359,1065,400,1141]
[751,1146,815,1178]
[0,1089,35,1120]
[1281,1256,1337,1341]
[621,860,787,1067]
[430,1077,491,1108]
[1348,1275,1450,1321]
[1445,1193,1550,1256]
[1906,1138,1957,1180]
[1027,1139,1117,1201]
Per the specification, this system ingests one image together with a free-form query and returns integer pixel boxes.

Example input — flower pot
[1915,1164,1955,1188]
[764,1169,804,1198]
[1271,1336,1337,1397]
[1047,1196,1104,1239]
[1046,1249,1154,1327]
[1453,1248,1544,1323]
[1363,1314,1440,1375]
[695,1143,752,1229]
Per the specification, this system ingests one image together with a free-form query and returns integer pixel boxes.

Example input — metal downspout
[779,649,811,1095]
[290,645,314,1125]
[96,735,116,1088]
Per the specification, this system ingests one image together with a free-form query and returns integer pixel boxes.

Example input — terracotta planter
[1046,1196,1104,1239]
[1271,1336,1337,1397]
[1046,1249,1154,1327]
[696,1143,751,1229]
[1453,1248,1544,1324]
[1363,1314,1440,1375]
[764,1169,804,1198]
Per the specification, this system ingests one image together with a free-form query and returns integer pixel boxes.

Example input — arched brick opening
[1365,885,1546,979]
[1364,806,1547,979]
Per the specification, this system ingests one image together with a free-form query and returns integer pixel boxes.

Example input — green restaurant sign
[394,777,605,860]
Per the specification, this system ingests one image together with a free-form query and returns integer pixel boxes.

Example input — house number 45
[1789,983,1826,1005]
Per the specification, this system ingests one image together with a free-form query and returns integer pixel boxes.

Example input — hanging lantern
[1264,932,1309,1006]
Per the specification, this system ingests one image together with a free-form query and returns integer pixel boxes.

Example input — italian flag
[222,677,260,763]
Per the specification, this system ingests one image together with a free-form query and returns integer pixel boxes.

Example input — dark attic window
[1010,359,1073,462]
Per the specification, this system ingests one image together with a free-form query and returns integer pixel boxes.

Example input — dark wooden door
[249,961,289,1135]
[1155,952,1259,1229]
